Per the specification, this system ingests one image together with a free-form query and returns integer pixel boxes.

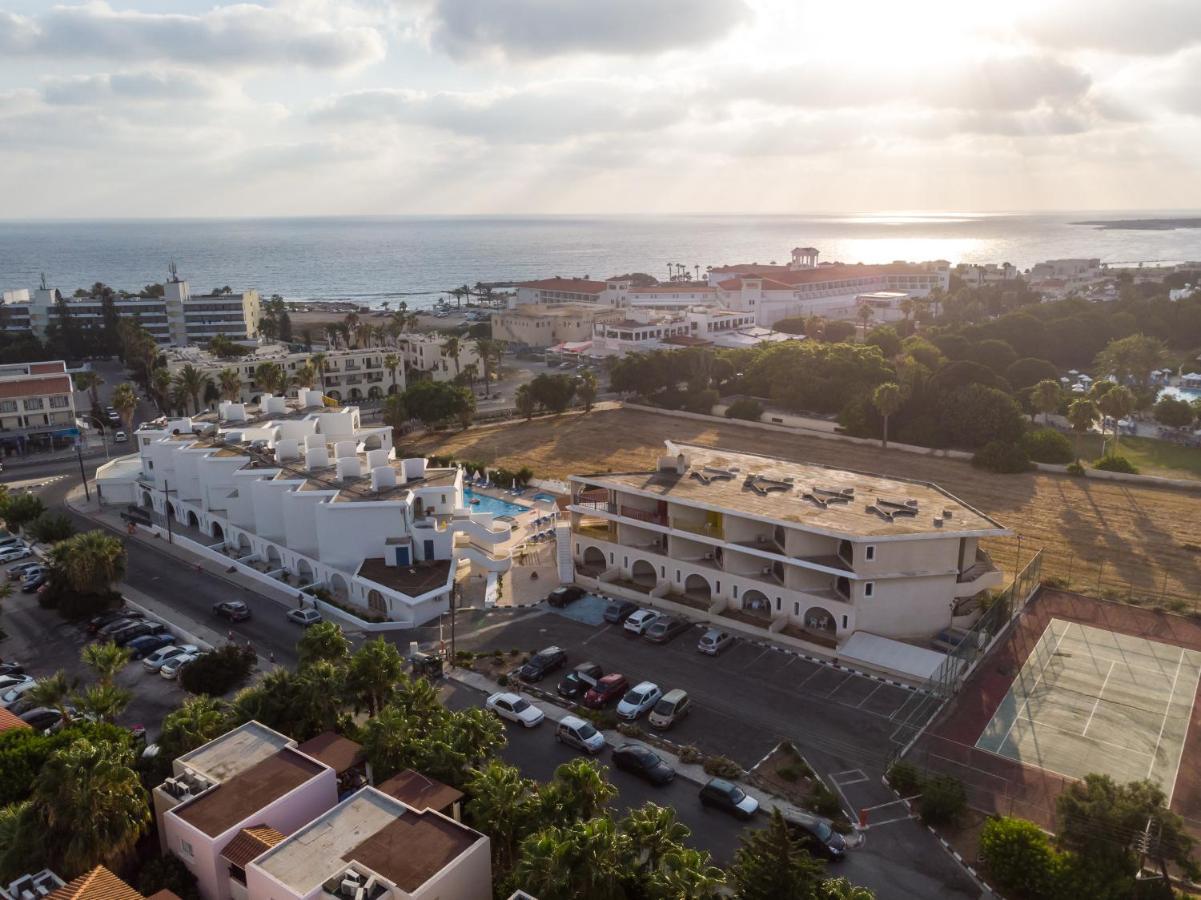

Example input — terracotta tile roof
[517,278,607,294]
[144,891,181,900]
[297,732,366,774]
[376,770,463,814]
[29,361,67,374]
[0,707,30,733]
[221,825,287,868]
[0,374,72,399]
[627,283,716,293]
[714,263,943,286]
[44,867,142,900]
[717,277,797,292]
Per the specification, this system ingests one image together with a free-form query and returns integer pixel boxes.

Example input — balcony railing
[671,518,723,540]
[621,506,666,526]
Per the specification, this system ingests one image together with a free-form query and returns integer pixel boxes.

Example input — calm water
[463,487,531,517]
[2,213,1200,310]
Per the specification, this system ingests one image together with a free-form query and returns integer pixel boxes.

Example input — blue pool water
[463,487,530,518]
[1159,385,1201,402]
[532,492,559,503]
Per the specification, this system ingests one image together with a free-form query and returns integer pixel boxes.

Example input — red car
[582,673,629,709]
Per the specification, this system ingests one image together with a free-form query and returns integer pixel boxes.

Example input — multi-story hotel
[569,441,1007,646]
[0,360,79,454]
[93,391,511,626]
[589,307,794,358]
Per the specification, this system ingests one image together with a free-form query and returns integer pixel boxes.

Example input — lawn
[1074,433,1201,480]
[410,407,1201,613]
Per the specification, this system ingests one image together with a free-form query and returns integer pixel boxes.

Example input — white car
[114,431,128,443]
[1,679,39,709]
[623,609,661,635]
[0,674,33,693]
[286,608,322,627]
[0,546,30,563]
[160,652,201,680]
[7,561,41,581]
[616,681,663,721]
[485,692,545,728]
[143,644,199,673]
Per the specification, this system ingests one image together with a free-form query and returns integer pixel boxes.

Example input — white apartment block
[156,722,490,900]
[0,278,259,347]
[0,361,79,454]
[93,391,511,626]
[569,442,1007,647]
[394,334,480,383]
[590,308,794,358]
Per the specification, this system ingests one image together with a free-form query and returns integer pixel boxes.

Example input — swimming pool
[1157,386,1201,402]
[532,492,559,503]
[463,487,531,518]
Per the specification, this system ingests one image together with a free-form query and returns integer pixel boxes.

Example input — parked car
[1,679,39,709]
[0,663,24,677]
[546,586,584,608]
[143,644,200,672]
[7,562,42,581]
[623,609,661,635]
[555,715,606,754]
[160,651,202,680]
[213,600,251,622]
[20,571,47,593]
[19,707,70,732]
[88,609,142,634]
[518,646,567,682]
[112,621,170,647]
[485,692,545,728]
[697,629,735,656]
[286,608,322,627]
[125,633,176,659]
[556,661,603,700]
[0,674,33,693]
[113,431,128,443]
[648,689,691,729]
[616,681,663,721]
[0,546,31,564]
[612,743,675,785]
[603,600,639,625]
[0,536,23,551]
[699,778,759,820]
[785,815,847,861]
[98,616,142,638]
[645,616,690,644]
[582,673,629,709]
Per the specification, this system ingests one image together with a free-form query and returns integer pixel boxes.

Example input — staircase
[555,523,573,584]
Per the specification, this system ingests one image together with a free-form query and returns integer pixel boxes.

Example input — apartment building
[511,277,615,307]
[0,361,79,454]
[156,723,490,900]
[491,304,624,349]
[569,441,1007,646]
[93,392,510,626]
[393,334,480,383]
[589,307,793,357]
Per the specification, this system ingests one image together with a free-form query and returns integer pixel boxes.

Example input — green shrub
[810,780,844,818]
[919,774,967,826]
[777,764,801,782]
[682,388,719,415]
[134,853,201,900]
[979,816,1060,898]
[678,744,704,764]
[616,722,643,739]
[972,440,1032,473]
[1065,461,1085,476]
[179,644,255,695]
[496,674,509,687]
[1021,428,1074,464]
[703,755,743,778]
[1093,454,1137,474]
[887,760,923,796]
[726,398,764,421]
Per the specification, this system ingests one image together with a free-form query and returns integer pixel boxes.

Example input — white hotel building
[569,442,1007,647]
[94,391,511,626]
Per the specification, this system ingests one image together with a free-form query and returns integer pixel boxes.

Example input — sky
[2,0,1201,217]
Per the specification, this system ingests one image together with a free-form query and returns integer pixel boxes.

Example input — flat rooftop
[178,721,293,782]
[376,770,463,814]
[254,788,480,894]
[574,442,1006,539]
[357,558,453,596]
[174,748,326,838]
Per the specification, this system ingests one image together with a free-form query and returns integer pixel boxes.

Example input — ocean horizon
[3,212,1200,312]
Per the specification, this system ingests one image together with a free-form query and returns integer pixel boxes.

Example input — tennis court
[976,617,1201,798]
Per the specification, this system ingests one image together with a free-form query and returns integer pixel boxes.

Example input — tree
[539,758,617,823]
[1032,379,1062,425]
[402,380,474,426]
[345,638,404,716]
[856,303,874,339]
[293,362,317,390]
[1005,357,1059,391]
[865,326,901,358]
[151,368,173,413]
[382,394,407,432]
[465,761,540,875]
[871,382,903,450]
[441,336,462,377]
[254,362,286,397]
[822,320,856,343]
[1153,395,1195,428]
[27,513,75,544]
[4,492,46,532]
[730,809,825,900]
[578,370,599,413]
[173,364,207,415]
[515,384,535,421]
[978,815,1059,898]
[1067,398,1099,463]
[383,353,401,393]
[72,371,103,414]
[939,384,1026,450]
[1097,385,1135,454]
[218,368,242,402]
[473,338,496,397]
[24,671,77,727]
[111,382,138,434]
[158,695,232,760]
[310,353,327,393]
[47,531,126,596]
[970,339,1018,374]
[1094,334,1168,392]
[82,641,132,688]
[297,620,351,669]
[514,819,629,900]
[73,684,132,723]
[528,373,577,414]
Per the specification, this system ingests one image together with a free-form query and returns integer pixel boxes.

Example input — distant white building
[952,262,1021,285]
[589,308,795,357]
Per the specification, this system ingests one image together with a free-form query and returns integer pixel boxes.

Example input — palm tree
[296,620,351,668]
[254,362,286,397]
[871,382,903,450]
[856,303,874,339]
[150,367,172,413]
[73,683,132,723]
[159,695,231,758]
[296,660,347,738]
[72,371,103,415]
[650,847,725,899]
[464,761,536,873]
[218,367,242,402]
[48,530,126,595]
[622,803,689,873]
[441,337,462,377]
[310,353,327,393]
[294,362,317,390]
[345,638,404,716]
[344,312,361,346]
[324,324,341,349]
[111,382,138,434]
[899,297,914,322]
[578,370,598,412]
[382,394,407,432]
[1097,384,1135,455]
[515,384,535,420]
[25,670,77,726]
[473,338,495,397]
[383,353,401,394]
[1032,379,1062,426]
[82,641,132,688]
[545,758,616,821]
[461,362,478,390]
[173,364,207,414]
[1067,398,1099,463]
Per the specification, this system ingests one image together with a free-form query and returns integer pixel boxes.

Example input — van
[555,715,605,754]
[648,688,690,729]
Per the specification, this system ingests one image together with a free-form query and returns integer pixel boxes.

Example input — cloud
[0,2,385,71]
[42,71,225,105]
[1017,0,1201,54]
[428,0,750,60]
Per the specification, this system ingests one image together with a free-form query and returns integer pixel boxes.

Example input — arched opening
[362,434,382,451]
[742,589,770,619]
[835,577,851,600]
[236,532,252,555]
[186,511,200,530]
[579,546,606,576]
[327,390,342,402]
[367,589,387,613]
[387,383,399,395]
[211,521,225,544]
[296,558,314,584]
[367,386,382,400]
[266,545,283,569]
[630,559,656,588]
[683,573,711,604]
[166,503,176,521]
[804,606,836,634]
[349,388,363,401]
[329,573,350,603]
[141,490,153,509]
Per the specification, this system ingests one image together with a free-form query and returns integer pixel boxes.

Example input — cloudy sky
[2,0,1201,217]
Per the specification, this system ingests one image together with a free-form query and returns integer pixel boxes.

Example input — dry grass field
[410,407,1201,612]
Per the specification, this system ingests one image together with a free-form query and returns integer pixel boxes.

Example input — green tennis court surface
[976,618,1201,798]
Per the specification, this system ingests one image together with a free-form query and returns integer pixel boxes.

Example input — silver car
[143,644,199,673]
[697,629,735,656]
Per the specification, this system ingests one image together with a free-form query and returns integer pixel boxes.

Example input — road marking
[856,682,883,708]
[1147,647,1188,778]
[1081,660,1114,737]
[995,620,1070,753]
[826,673,854,696]
[742,647,773,670]
[583,623,612,644]
[797,664,826,689]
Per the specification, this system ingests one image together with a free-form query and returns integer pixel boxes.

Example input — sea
[2,213,1201,311]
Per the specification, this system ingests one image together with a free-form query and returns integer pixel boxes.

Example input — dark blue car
[125,633,175,660]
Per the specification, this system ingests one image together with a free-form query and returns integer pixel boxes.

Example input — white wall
[314,501,409,572]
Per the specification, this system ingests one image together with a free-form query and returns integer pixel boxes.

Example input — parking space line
[582,623,613,644]
[826,673,854,696]
[797,665,826,689]
[856,682,883,707]
[742,647,774,669]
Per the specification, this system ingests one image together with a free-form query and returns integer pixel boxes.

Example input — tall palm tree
[294,362,317,389]
[254,362,286,397]
[150,368,172,413]
[1097,384,1135,455]
[544,758,616,822]
[173,364,207,414]
[296,661,347,738]
[473,338,495,397]
[650,848,725,899]
[383,353,400,394]
[111,383,138,434]
[218,367,242,402]
[32,737,150,877]
[345,638,404,716]
[159,695,231,758]
[461,362,478,390]
[464,761,536,874]
[48,530,126,596]
[1068,398,1099,463]
[324,325,341,349]
[871,382,903,450]
[310,353,327,393]
[441,336,462,377]
[622,803,689,874]
[82,641,132,688]
[856,303,874,339]
[72,371,103,415]
[1032,379,1062,426]
[73,683,132,723]
[25,670,77,726]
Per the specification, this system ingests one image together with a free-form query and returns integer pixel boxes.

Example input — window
[775,597,781,611]
[49,396,69,408]
[180,839,194,859]
[865,545,875,561]
[864,582,874,598]
[0,400,15,412]
[842,615,848,629]
[23,398,43,410]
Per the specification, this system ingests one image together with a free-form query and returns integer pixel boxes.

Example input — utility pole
[449,582,458,663]
[162,479,173,544]
[75,440,90,502]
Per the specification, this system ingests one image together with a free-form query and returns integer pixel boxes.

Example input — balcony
[671,517,723,540]
[574,521,614,541]
[622,505,666,526]
[345,362,361,371]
